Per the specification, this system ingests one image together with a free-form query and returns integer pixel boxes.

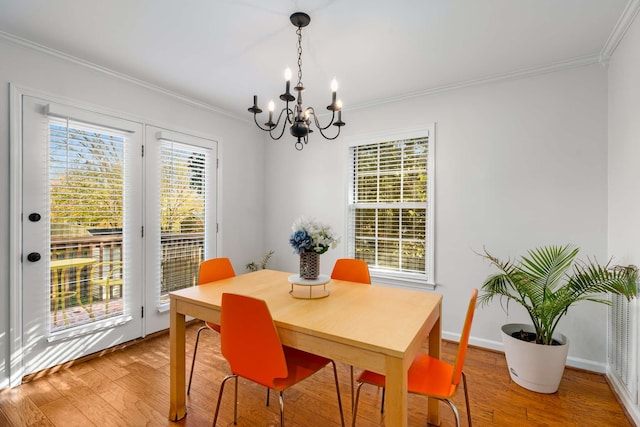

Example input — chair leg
[462,371,472,427]
[380,387,385,414]
[442,398,461,427]
[351,381,365,427]
[212,374,237,426]
[234,376,238,425]
[279,391,285,426]
[188,324,208,395]
[330,361,346,427]
[266,388,270,406]
[350,365,354,411]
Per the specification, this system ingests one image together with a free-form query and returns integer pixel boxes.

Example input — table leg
[169,301,187,421]
[384,355,408,427]
[427,303,442,426]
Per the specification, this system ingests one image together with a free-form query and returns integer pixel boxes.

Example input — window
[48,118,128,330]
[144,126,217,315]
[347,126,435,288]
[159,139,208,297]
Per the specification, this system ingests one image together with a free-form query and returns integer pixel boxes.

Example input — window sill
[370,271,436,291]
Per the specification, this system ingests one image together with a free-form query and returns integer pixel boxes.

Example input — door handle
[27,252,41,262]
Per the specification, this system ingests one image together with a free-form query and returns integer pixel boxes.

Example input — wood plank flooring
[0,323,632,426]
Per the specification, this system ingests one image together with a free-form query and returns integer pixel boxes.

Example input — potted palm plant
[480,244,637,393]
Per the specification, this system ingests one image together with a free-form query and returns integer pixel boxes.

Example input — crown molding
[347,54,602,112]
[0,30,249,123]
[600,0,640,63]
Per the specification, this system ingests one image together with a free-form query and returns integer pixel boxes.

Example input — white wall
[0,37,266,387]
[608,15,640,266]
[607,11,640,422]
[265,64,612,371]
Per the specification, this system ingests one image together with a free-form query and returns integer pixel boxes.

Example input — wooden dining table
[169,269,443,426]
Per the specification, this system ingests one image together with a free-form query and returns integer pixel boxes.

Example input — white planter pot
[501,323,569,394]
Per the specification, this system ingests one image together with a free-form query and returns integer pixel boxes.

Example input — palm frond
[479,245,638,345]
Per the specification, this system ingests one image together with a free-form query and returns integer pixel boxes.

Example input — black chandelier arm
[315,123,342,141]
[272,106,295,129]
[252,107,294,138]
[252,113,275,132]
[306,107,337,131]
[267,108,294,140]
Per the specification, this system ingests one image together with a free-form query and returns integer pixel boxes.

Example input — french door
[21,95,144,374]
[17,93,218,377]
[143,126,217,333]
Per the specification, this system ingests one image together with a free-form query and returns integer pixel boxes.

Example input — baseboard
[607,367,640,426]
[444,332,607,373]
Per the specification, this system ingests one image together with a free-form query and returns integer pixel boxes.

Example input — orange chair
[331,258,371,284]
[352,289,477,427]
[187,257,235,395]
[331,258,371,408]
[213,293,345,427]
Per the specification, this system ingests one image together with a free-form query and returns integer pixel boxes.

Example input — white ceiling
[0,0,633,119]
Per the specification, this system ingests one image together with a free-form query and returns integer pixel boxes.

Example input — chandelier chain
[296,26,303,87]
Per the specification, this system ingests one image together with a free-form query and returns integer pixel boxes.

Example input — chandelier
[248,12,345,151]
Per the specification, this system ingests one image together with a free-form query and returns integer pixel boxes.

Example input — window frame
[346,124,435,290]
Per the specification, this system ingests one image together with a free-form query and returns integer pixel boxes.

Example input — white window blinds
[50,119,126,234]
[49,117,128,329]
[159,140,209,297]
[348,133,433,285]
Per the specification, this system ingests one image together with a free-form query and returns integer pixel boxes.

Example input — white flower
[289,216,340,255]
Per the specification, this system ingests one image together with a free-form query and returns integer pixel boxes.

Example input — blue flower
[289,230,313,254]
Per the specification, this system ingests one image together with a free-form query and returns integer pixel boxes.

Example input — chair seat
[271,346,331,391]
[357,353,457,399]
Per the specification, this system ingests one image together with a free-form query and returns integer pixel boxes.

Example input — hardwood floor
[0,323,632,426]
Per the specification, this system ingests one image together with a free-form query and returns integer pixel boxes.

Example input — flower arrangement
[289,216,340,255]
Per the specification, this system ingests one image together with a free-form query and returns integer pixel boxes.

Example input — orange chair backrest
[220,293,288,388]
[331,258,371,284]
[199,258,235,285]
[451,288,478,386]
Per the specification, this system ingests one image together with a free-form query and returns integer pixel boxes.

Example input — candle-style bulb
[268,100,274,125]
[336,99,343,110]
[331,78,338,106]
[283,68,293,97]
